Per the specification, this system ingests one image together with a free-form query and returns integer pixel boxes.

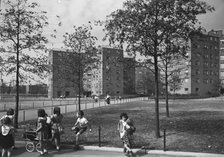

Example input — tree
[0,0,49,128]
[63,24,98,111]
[169,72,182,96]
[104,0,213,138]
[159,38,189,117]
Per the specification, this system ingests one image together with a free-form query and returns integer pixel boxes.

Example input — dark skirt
[0,133,14,149]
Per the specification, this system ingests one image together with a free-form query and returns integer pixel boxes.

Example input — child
[0,108,15,149]
[117,112,135,157]
[71,110,91,149]
[0,117,15,157]
[36,109,48,156]
[51,107,63,151]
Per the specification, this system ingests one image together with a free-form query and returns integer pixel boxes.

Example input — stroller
[23,128,41,152]
[23,122,52,153]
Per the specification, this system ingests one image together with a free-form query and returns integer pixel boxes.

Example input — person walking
[50,107,64,151]
[36,109,48,156]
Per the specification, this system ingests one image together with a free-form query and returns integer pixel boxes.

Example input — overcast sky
[36,0,224,48]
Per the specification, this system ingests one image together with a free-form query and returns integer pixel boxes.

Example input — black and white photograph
[0,0,224,157]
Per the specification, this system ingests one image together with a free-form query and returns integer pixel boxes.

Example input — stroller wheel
[36,142,42,152]
[26,142,35,152]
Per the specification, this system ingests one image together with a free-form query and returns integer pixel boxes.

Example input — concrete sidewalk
[12,141,224,157]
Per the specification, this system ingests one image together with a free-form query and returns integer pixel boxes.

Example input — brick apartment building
[123,58,136,94]
[173,32,220,96]
[48,49,82,98]
[91,47,124,96]
[208,30,224,87]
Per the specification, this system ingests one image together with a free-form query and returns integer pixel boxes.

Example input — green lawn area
[20,97,224,154]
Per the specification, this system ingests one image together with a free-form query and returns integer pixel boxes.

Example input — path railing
[0,97,148,123]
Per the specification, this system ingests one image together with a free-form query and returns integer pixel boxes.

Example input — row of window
[194,61,219,67]
[196,78,215,84]
[195,70,219,76]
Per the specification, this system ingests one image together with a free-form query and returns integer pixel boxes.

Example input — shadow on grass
[161,111,224,135]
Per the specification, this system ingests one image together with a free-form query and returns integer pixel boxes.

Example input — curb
[146,150,224,157]
[15,141,224,157]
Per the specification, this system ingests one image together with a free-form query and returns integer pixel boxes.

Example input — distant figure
[118,95,122,101]
[105,94,110,104]
[94,95,99,102]
[71,110,91,150]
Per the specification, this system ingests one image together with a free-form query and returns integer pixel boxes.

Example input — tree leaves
[0,0,49,82]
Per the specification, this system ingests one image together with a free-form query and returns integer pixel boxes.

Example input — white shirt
[1,125,13,136]
[77,117,88,127]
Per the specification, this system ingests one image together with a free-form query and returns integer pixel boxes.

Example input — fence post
[33,102,34,109]
[65,104,67,113]
[98,126,101,147]
[163,129,166,151]
[4,104,6,111]
[52,100,53,107]
[43,101,44,107]
[23,110,25,122]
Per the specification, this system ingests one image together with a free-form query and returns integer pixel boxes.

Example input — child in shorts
[71,110,91,149]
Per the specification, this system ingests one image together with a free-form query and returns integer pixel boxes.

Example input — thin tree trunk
[154,48,160,138]
[15,12,20,128]
[78,53,81,111]
[165,59,169,117]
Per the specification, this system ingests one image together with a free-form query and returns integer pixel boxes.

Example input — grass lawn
[19,97,224,154]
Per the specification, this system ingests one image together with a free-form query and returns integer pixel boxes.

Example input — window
[185,88,188,91]
[196,79,200,83]
[210,79,214,84]
[195,88,199,92]
[203,70,209,75]
[204,79,209,84]
[196,70,200,75]
[204,62,209,67]
[195,61,200,66]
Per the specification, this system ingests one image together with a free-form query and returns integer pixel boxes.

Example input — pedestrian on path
[50,107,64,151]
[117,112,135,157]
[71,110,91,150]
[105,94,110,104]
[0,117,15,157]
[36,109,48,156]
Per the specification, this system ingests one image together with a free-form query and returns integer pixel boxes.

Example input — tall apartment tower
[177,33,220,96]
[208,30,224,87]
[123,58,136,94]
[91,47,124,96]
[48,49,81,98]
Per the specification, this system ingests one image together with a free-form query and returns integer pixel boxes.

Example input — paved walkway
[8,141,224,157]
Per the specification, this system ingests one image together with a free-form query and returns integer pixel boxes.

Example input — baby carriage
[23,128,41,152]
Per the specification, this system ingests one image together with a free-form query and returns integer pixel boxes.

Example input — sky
[1,0,224,84]
[36,0,224,48]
